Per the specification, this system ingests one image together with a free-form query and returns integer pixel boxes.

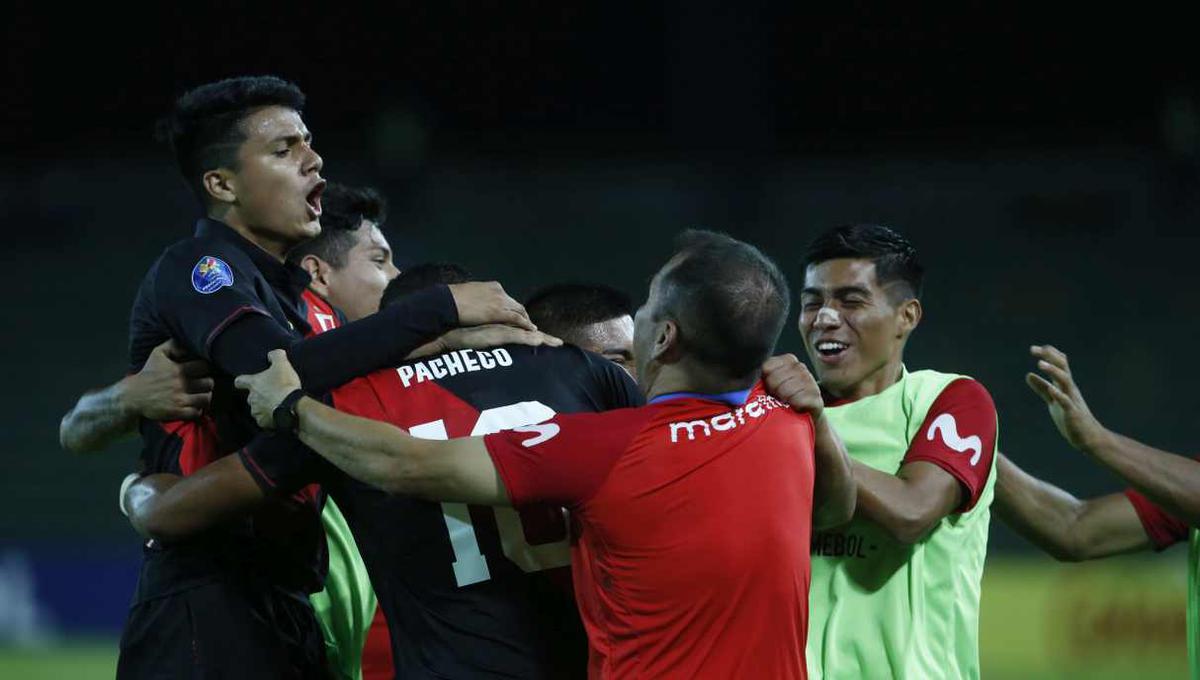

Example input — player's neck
[645,364,755,402]
[828,360,904,402]
[209,208,289,263]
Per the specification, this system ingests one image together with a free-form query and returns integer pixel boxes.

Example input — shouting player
[122,266,640,678]
[996,345,1200,677]
[236,230,857,679]
[799,224,999,679]
[61,75,535,679]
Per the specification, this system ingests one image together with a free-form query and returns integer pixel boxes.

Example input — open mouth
[814,340,850,361]
[305,181,326,219]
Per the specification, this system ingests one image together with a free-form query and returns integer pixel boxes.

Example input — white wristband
[118,472,143,517]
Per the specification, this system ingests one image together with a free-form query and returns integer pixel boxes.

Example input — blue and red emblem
[191,256,234,294]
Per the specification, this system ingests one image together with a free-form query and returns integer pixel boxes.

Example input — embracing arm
[60,340,213,453]
[123,455,267,542]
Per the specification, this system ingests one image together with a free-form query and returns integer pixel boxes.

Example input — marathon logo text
[398,348,514,387]
[668,394,788,443]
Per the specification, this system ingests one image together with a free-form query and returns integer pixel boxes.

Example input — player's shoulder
[910,370,995,416]
[154,230,258,279]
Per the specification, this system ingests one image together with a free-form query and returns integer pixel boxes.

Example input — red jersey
[484,384,816,679]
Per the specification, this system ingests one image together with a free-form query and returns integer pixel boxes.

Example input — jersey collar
[649,388,753,407]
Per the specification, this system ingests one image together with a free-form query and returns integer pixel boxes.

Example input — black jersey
[242,344,644,679]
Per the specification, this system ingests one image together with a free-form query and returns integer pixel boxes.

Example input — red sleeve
[1124,487,1191,550]
[484,408,650,508]
[903,378,997,512]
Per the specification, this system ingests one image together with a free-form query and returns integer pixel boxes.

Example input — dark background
[3,1,1199,635]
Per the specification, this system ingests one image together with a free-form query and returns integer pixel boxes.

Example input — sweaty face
[799,259,911,398]
[569,315,636,379]
[230,106,325,252]
[324,222,400,322]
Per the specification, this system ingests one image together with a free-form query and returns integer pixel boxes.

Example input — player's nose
[813,306,841,328]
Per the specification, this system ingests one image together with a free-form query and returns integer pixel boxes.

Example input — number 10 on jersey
[408,401,572,587]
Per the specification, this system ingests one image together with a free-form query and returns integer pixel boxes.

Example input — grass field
[0,640,117,680]
[1,556,1187,679]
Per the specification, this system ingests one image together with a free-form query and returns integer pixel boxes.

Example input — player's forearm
[811,413,856,529]
[59,379,140,453]
[852,461,956,544]
[1084,430,1200,528]
[994,454,1091,560]
[211,286,459,393]
[289,285,458,394]
[295,397,440,496]
[127,461,267,542]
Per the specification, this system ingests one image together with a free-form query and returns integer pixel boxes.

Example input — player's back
[326,343,642,679]
[484,386,817,679]
[585,389,814,679]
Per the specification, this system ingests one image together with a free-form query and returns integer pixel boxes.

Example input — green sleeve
[310,498,377,680]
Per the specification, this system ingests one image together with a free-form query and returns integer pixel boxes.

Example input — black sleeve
[238,431,333,495]
[584,351,645,410]
[152,251,274,361]
[210,284,460,392]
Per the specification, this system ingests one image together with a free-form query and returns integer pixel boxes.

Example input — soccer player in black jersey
[59,76,536,679]
[121,270,640,678]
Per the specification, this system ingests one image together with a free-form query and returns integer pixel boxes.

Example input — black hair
[380,263,473,308]
[157,75,306,204]
[654,229,790,379]
[287,183,388,267]
[803,224,924,300]
[524,283,633,344]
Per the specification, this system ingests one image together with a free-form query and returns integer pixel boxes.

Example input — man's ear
[299,254,332,298]
[897,298,922,338]
[202,168,238,206]
[652,318,683,364]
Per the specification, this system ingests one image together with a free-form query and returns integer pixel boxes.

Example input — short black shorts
[116,580,329,680]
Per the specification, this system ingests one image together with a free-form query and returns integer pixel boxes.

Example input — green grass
[0,640,118,680]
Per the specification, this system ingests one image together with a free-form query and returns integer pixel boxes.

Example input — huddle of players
[59,74,1200,679]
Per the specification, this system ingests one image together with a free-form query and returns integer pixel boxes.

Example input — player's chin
[294,218,322,241]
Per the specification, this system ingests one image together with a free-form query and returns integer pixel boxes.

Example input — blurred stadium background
[3,3,1197,677]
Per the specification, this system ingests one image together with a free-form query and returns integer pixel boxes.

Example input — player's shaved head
[158,75,307,205]
[804,224,924,302]
[643,230,790,381]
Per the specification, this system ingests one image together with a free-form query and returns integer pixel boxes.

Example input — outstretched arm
[993,453,1151,561]
[1027,344,1200,528]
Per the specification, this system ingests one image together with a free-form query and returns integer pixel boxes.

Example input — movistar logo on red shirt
[926,413,983,466]
[398,348,514,387]
[668,393,788,443]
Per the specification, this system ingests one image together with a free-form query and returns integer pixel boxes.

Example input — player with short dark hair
[60,75,533,680]
[800,223,999,679]
[288,183,398,325]
[525,283,635,376]
[235,230,857,679]
[120,271,635,677]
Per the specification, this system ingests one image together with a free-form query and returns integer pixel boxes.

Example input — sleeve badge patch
[191,256,234,294]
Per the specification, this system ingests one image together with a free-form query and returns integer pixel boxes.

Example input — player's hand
[234,349,302,430]
[407,325,564,359]
[1026,345,1108,452]
[448,282,536,331]
[762,354,824,420]
[123,339,214,421]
